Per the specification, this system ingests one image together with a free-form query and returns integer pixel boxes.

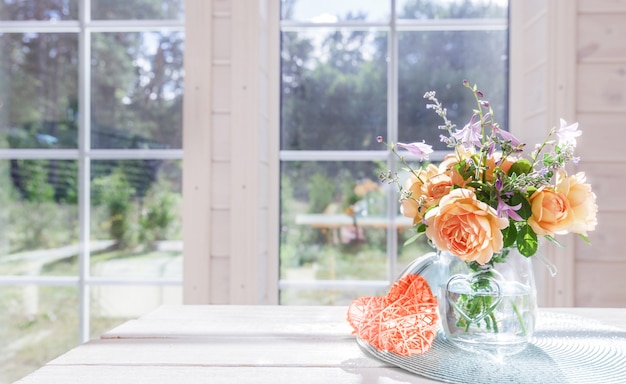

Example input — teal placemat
[357,312,626,384]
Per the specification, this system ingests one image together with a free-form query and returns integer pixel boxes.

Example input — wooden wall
[575,0,626,307]
[511,0,626,307]
[183,0,279,305]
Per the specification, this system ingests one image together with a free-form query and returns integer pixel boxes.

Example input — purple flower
[452,114,482,148]
[493,125,522,148]
[495,174,503,190]
[395,141,433,160]
[556,118,582,146]
[497,195,523,221]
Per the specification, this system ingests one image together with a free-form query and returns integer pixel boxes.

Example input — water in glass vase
[441,279,537,359]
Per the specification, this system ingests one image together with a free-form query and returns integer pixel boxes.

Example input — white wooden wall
[512,0,626,308]
[183,0,279,305]
[575,0,626,307]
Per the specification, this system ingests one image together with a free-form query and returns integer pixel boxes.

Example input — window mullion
[78,0,91,344]
[386,0,399,284]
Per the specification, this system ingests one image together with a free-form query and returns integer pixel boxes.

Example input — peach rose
[527,187,574,236]
[556,172,598,236]
[401,164,452,224]
[424,188,509,265]
[401,164,437,222]
[483,153,517,182]
[438,146,473,187]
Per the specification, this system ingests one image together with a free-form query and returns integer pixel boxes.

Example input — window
[279,0,509,304]
[0,1,184,381]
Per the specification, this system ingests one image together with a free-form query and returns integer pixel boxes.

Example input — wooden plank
[16,366,434,384]
[578,14,626,62]
[576,113,626,162]
[519,0,547,23]
[103,317,351,339]
[522,64,548,115]
[135,305,348,322]
[104,305,352,338]
[578,163,626,213]
[577,212,626,262]
[577,63,626,112]
[579,0,626,13]
[47,338,384,368]
[575,261,626,307]
[182,0,214,305]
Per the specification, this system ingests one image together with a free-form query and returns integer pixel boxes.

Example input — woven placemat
[357,312,626,384]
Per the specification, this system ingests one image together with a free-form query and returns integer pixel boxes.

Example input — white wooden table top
[15,306,626,384]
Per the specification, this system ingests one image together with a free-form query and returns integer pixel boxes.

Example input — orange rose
[527,187,574,236]
[438,146,473,187]
[401,164,440,223]
[556,172,598,236]
[422,172,452,204]
[424,188,509,265]
[484,153,517,182]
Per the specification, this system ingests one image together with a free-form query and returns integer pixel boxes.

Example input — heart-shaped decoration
[347,274,439,357]
[445,272,503,324]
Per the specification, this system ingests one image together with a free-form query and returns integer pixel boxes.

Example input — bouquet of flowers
[347,81,598,358]
[379,81,597,265]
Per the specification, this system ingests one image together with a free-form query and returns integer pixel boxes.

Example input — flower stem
[511,299,527,336]
[489,311,499,333]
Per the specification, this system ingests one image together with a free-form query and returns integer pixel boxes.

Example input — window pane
[90,284,182,338]
[91,32,184,149]
[281,0,390,23]
[0,285,78,383]
[90,160,182,278]
[397,30,508,147]
[280,161,391,290]
[0,159,79,276]
[281,29,387,150]
[91,0,183,20]
[0,33,78,149]
[396,0,508,20]
[0,0,78,21]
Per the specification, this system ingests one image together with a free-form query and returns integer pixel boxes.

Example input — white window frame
[0,2,184,343]
[277,1,509,295]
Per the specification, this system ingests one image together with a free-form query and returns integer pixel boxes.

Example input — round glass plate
[356,312,626,384]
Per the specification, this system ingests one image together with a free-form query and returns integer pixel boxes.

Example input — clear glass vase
[400,247,537,359]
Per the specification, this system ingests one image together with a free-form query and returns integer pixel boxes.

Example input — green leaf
[542,153,554,168]
[578,233,592,245]
[502,223,517,248]
[508,159,532,176]
[544,234,565,248]
[516,225,538,257]
[509,191,532,220]
[454,160,474,181]
[404,232,424,246]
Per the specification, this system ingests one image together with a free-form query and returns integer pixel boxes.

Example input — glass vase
[400,247,537,358]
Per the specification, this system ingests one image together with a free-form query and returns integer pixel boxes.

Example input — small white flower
[556,118,582,146]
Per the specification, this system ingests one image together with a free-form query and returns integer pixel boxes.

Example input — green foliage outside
[93,169,136,248]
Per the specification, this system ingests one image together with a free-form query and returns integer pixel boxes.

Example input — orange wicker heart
[347,274,439,356]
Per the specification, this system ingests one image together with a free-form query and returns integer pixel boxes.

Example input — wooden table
[15,306,626,383]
